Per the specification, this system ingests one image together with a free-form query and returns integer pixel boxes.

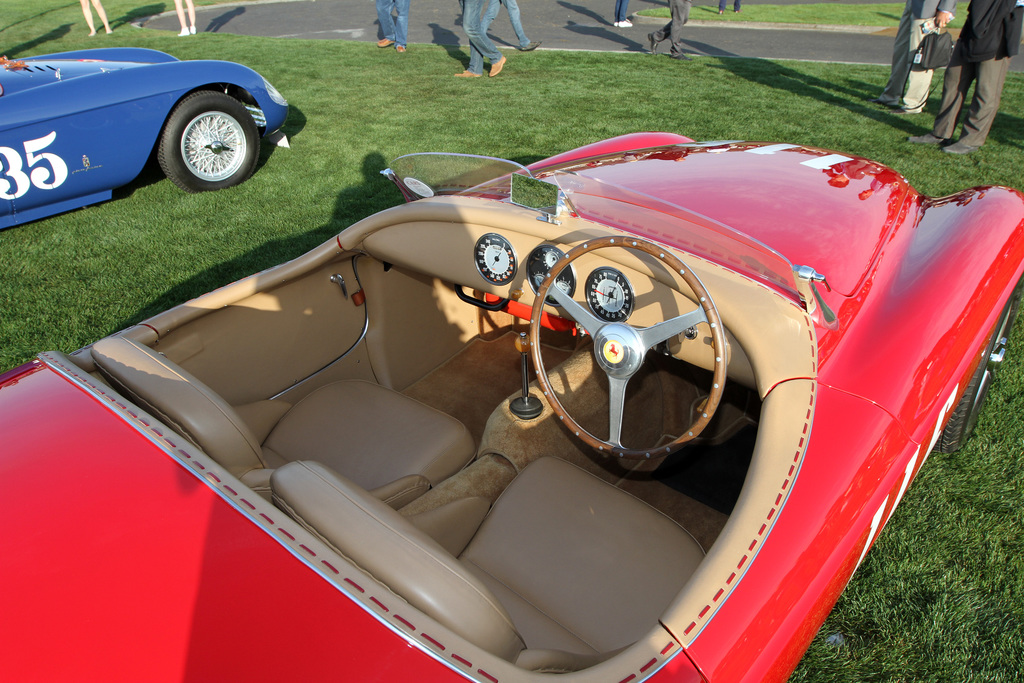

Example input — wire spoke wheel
[181,112,247,182]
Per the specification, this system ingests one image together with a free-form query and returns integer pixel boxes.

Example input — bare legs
[80,0,112,36]
[174,0,197,35]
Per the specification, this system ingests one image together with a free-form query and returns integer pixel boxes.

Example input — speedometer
[526,245,576,305]
[586,267,634,322]
[474,233,518,285]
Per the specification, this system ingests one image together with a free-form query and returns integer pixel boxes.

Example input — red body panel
[0,363,462,682]
[4,136,1024,682]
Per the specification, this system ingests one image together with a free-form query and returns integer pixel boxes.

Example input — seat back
[270,460,526,662]
[91,336,266,477]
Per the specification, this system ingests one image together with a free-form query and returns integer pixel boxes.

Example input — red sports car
[2,133,1022,682]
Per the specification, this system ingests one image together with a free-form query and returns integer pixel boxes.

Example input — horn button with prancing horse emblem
[595,324,645,379]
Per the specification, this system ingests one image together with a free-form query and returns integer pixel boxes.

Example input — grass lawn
[639,2,967,28]
[2,2,1023,681]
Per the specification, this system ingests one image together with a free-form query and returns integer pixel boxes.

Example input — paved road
[137,0,1023,71]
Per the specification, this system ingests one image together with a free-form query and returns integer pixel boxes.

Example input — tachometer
[526,245,576,305]
[586,267,634,322]
[474,233,518,285]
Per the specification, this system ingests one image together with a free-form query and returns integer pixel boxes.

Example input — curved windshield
[384,153,799,301]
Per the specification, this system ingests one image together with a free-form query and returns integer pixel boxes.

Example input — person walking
[908,0,1023,153]
[174,0,197,35]
[484,0,540,50]
[869,0,957,113]
[613,0,632,27]
[456,0,507,77]
[718,0,741,14]
[80,0,112,36]
[648,0,693,60]
[376,0,411,52]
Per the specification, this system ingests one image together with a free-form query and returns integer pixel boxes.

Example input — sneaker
[619,19,633,27]
[377,38,395,48]
[517,41,541,51]
[908,133,945,145]
[189,25,196,34]
[178,28,190,36]
[454,70,482,78]
[396,45,406,52]
[892,107,923,115]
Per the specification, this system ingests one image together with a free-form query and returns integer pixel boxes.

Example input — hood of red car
[547,141,914,297]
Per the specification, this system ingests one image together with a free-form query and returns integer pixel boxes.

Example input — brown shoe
[489,55,506,77]
[396,45,406,53]
[377,38,395,48]
[454,70,482,77]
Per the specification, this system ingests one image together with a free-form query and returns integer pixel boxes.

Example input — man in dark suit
[909,0,1023,153]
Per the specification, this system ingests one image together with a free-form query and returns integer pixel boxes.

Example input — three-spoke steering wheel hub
[595,324,645,379]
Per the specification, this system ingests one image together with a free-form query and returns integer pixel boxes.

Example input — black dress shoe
[868,96,897,106]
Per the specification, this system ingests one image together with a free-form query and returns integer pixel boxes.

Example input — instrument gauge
[527,245,576,305]
[474,233,518,285]
[586,267,634,322]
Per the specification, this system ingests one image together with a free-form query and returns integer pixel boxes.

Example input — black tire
[935,277,1023,453]
[158,91,260,193]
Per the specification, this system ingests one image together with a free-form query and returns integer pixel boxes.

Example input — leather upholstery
[271,461,526,662]
[460,457,705,656]
[271,457,705,670]
[91,337,474,506]
[92,337,267,477]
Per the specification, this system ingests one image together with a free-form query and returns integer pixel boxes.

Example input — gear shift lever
[510,332,544,420]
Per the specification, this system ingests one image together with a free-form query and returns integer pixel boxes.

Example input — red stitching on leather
[726,572,736,584]
[618,674,637,683]
[259,513,274,523]
[684,622,696,635]
[640,658,658,673]
[320,560,339,574]
[394,614,415,631]
[698,605,710,618]
[661,642,676,655]
[224,485,238,496]
[748,540,757,551]
[370,596,389,612]
[421,633,445,650]
[240,498,256,510]
[343,578,364,592]
[451,654,472,668]
[277,528,295,541]
[714,588,724,601]
[299,544,316,557]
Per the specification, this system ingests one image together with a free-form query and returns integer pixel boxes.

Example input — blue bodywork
[0,48,288,228]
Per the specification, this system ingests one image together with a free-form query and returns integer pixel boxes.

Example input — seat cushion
[262,379,475,492]
[271,461,525,661]
[459,457,705,655]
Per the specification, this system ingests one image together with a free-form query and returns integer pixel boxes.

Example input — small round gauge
[586,267,634,322]
[527,245,576,305]
[474,233,518,285]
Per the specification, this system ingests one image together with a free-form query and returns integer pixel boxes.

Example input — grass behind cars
[2,2,1023,681]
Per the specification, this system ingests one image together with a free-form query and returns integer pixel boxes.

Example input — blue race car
[0,48,289,229]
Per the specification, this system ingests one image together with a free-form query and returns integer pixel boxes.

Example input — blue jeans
[376,0,410,47]
[614,0,630,22]
[485,0,530,48]
[464,0,502,74]
[718,0,740,11]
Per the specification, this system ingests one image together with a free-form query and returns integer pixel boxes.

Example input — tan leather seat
[91,336,474,507]
[271,457,705,671]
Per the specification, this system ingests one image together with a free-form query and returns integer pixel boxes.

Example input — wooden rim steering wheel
[529,235,727,459]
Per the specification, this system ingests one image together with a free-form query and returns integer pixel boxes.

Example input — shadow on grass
[5,23,73,57]
[120,150,400,325]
